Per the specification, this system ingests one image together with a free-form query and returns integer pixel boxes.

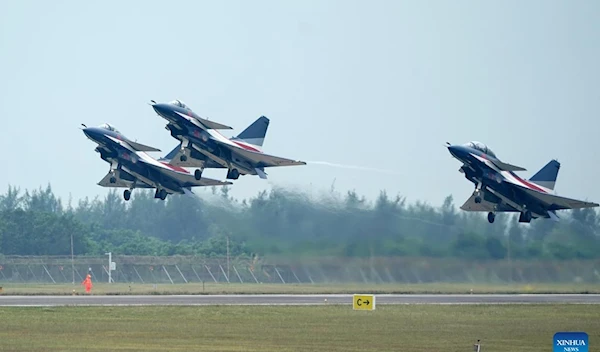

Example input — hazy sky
[1,0,599,208]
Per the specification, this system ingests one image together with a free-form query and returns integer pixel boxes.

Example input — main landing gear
[518,210,533,223]
[154,188,167,200]
[194,169,202,180]
[487,212,495,223]
[226,168,240,180]
[123,189,168,201]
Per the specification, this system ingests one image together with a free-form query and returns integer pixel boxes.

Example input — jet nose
[447,145,462,158]
[152,103,169,116]
[82,127,99,141]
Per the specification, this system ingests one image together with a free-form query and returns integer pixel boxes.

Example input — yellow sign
[353,294,375,310]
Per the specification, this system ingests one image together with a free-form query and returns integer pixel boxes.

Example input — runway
[1,294,600,307]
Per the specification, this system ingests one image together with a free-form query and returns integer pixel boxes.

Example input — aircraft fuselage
[448,144,550,219]
[157,110,258,176]
[83,127,185,195]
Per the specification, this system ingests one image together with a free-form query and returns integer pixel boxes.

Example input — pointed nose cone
[82,127,101,142]
[447,145,463,159]
[152,103,170,117]
[82,127,92,138]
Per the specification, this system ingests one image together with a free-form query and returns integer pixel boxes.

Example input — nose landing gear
[473,182,483,203]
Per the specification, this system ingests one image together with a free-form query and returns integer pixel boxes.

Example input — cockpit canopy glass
[169,99,189,110]
[99,123,120,134]
[464,141,496,157]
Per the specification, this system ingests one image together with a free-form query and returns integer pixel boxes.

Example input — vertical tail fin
[233,116,269,147]
[159,143,182,162]
[529,159,560,190]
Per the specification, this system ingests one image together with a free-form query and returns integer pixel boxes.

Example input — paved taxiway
[1,294,599,307]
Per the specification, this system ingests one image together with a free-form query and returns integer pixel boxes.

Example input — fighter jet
[82,123,232,201]
[150,99,306,180]
[446,141,598,223]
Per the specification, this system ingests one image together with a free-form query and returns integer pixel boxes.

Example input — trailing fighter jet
[150,99,306,180]
[81,123,232,201]
[446,141,598,223]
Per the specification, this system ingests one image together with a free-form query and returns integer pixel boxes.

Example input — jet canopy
[169,99,189,110]
[464,141,496,158]
[99,123,121,134]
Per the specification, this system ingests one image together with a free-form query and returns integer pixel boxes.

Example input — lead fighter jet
[82,123,232,201]
[150,99,306,180]
[446,141,598,223]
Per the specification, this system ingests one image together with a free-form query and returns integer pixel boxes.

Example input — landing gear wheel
[194,169,202,180]
[474,196,482,204]
[110,177,117,184]
[518,210,533,223]
[180,155,187,162]
[487,212,495,223]
[227,168,240,180]
[123,189,131,201]
[159,189,167,200]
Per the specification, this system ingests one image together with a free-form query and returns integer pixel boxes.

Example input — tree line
[0,184,598,260]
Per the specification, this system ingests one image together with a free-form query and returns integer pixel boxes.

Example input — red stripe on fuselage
[211,129,262,153]
[231,140,261,152]
[510,172,547,193]
[160,162,190,174]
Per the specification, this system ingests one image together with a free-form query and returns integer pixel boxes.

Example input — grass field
[0,304,597,351]
[1,282,599,295]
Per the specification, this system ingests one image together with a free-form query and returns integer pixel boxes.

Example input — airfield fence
[0,255,598,284]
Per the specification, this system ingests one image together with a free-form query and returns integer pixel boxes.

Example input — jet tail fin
[232,116,269,147]
[159,143,182,162]
[529,159,560,190]
[158,143,205,167]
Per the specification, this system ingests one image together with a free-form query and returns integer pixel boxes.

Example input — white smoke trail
[306,161,404,176]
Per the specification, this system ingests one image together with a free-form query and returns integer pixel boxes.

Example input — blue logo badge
[554,332,588,352]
